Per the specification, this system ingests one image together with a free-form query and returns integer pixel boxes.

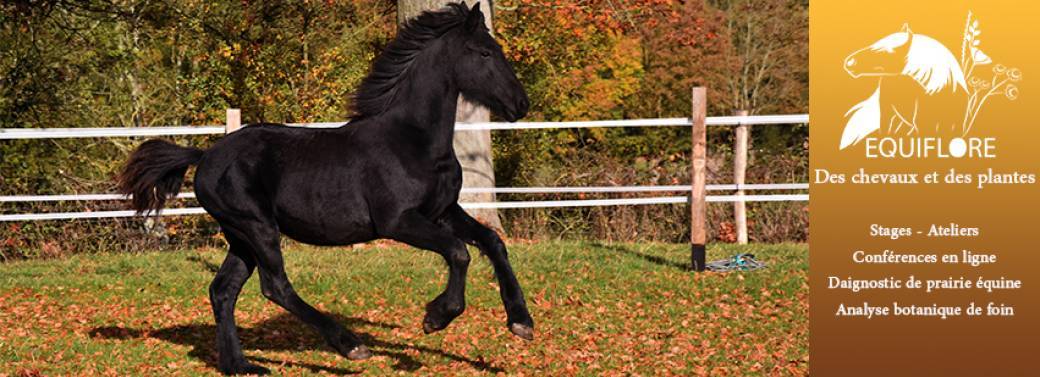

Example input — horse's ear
[901,23,912,35]
[465,2,484,32]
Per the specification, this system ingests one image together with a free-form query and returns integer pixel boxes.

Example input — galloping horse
[118,3,533,374]
[840,24,968,149]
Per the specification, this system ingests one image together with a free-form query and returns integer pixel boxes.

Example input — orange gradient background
[810,1,1039,375]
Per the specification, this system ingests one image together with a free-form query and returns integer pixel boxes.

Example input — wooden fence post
[733,109,749,244]
[690,87,707,271]
[225,108,241,134]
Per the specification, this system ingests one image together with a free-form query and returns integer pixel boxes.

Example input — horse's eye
[480,50,491,58]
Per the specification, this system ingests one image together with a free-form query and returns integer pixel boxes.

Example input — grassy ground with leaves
[0,241,808,376]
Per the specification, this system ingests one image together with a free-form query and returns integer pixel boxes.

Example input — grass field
[0,241,808,376]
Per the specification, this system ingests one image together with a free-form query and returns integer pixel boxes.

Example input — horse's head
[844,24,913,78]
[445,3,529,121]
[352,2,529,122]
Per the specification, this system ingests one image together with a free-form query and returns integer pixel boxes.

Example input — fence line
[0,184,808,203]
[1,98,809,271]
[459,183,808,193]
[0,126,225,139]
[0,208,208,222]
[1,193,197,203]
[0,114,808,140]
[690,87,709,270]
[0,194,808,222]
[732,109,751,244]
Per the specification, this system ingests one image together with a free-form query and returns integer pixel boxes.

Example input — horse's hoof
[422,318,444,334]
[346,345,373,360]
[220,361,270,375]
[509,323,534,341]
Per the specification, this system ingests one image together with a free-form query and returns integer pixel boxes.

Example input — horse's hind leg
[226,221,372,360]
[381,210,471,334]
[210,235,267,375]
[445,204,534,340]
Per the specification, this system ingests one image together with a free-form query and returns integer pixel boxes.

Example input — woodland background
[0,0,808,259]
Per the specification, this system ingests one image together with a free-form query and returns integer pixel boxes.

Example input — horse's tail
[117,139,205,215]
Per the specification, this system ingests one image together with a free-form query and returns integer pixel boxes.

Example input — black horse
[118,3,533,375]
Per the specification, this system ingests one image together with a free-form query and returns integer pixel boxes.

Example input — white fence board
[0,194,808,221]
[0,183,807,203]
[0,115,808,139]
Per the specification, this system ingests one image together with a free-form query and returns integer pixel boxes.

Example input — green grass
[0,241,808,376]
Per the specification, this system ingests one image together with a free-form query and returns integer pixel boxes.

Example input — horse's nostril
[846,58,856,67]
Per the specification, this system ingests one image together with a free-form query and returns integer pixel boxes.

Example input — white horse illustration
[840,24,968,149]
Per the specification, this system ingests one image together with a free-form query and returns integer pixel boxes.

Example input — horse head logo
[844,24,967,95]
[839,22,984,150]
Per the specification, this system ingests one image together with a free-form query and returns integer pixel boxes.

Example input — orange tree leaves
[493,0,736,185]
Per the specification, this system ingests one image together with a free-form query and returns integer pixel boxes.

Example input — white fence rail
[0,194,808,222]
[0,115,807,139]
[0,184,808,203]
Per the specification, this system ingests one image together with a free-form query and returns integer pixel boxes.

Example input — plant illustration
[961,11,1021,136]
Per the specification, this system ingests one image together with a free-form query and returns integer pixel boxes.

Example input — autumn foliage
[0,0,808,257]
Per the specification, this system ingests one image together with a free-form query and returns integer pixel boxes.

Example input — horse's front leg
[382,210,471,333]
[445,205,534,340]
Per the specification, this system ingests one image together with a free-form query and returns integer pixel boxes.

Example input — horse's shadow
[589,242,691,270]
[89,312,504,375]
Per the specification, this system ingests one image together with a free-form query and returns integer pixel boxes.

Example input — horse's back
[193,123,374,243]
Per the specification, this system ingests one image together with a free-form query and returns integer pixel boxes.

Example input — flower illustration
[960,11,1023,136]
[971,47,991,65]
[1005,84,1019,100]
[1008,68,1022,81]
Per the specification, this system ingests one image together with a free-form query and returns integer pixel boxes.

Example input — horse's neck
[380,76,460,157]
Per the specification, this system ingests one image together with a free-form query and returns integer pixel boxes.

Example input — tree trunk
[398,0,504,232]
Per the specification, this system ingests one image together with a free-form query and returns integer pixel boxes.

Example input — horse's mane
[351,3,471,118]
[902,34,967,94]
[868,32,968,95]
